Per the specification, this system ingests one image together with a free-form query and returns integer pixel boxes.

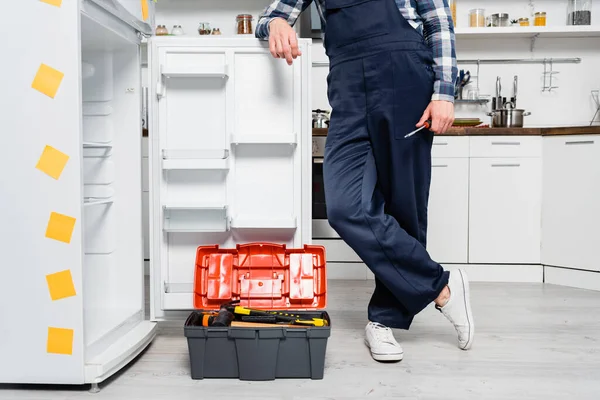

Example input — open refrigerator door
[0,0,156,386]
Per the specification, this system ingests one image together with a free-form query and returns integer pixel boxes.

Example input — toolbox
[184,242,330,381]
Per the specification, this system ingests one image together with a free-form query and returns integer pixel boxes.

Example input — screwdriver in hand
[404,119,432,138]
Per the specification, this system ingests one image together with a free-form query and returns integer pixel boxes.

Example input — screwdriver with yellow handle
[224,301,328,327]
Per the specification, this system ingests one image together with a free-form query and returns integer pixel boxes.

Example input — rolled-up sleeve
[256,0,313,39]
[416,0,458,103]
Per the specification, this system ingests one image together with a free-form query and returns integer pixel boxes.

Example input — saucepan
[487,102,531,128]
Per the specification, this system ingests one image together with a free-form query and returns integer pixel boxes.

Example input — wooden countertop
[313,126,600,137]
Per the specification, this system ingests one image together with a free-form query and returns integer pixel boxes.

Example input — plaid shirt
[256,0,457,103]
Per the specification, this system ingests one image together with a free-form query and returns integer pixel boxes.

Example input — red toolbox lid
[193,243,326,310]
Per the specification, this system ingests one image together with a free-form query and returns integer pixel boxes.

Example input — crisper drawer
[431,136,469,158]
[312,239,362,262]
[469,136,542,158]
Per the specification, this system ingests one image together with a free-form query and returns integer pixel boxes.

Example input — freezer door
[148,38,313,319]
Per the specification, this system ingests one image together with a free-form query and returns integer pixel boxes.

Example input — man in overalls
[256,0,474,362]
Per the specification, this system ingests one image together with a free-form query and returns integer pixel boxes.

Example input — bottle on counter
[568,0,592,25]
[172,25,184,36]
[155,25,168,36]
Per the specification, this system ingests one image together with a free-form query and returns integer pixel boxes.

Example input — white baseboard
[327,262,544,283]
[544,266,600,291]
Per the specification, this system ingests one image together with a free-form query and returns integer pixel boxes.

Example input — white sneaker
[437,269,474,350]
[364,322,404,362]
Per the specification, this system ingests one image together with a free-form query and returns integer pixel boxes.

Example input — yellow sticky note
[40,0,63,7]
[36,145,69,180]
[46,270,76,301]
[45,212,76,244]
[32,64,64,99]
[141,0,149,21]
[47,327,74,355]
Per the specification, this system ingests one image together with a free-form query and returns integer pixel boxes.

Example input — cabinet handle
[433,142,448,146]
[491,163,521,167]
[432,164,448,168]
[565,140,594,145]
[313,158,324,164]
[491,142,521,146]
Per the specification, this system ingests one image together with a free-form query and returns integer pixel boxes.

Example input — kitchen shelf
[455,26,600,39]
[161,149,230,170]
[231,217,297,229]
[456,99,490,105]
[161,65,229,78]
[230,134,297,145]
[163,203,229,233]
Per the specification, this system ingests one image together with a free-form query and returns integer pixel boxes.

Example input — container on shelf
[469,9,485,27]
[490,13,510,27]
[449,0,457,25]
[518,17,530,26]
[172,25,184,36]
[534,12,547,26]
[155,25,168,36]
[184,243,331,381]
[568,0,592,25]
[211,28,222,35]
[198,22,211,35]
[236,14,254,34]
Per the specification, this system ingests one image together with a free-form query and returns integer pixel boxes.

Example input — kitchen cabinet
[427,157,469,264]
[468,156,542,264]
[542,135,600,272]
[148,37,312,317]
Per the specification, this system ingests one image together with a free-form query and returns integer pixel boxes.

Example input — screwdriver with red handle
[404,119,432,138]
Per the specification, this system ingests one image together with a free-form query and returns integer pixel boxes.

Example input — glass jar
[211,28,222,35]
[490,13,510,27]
[568,0,591,25]
[198,22,211,35]
[172,25,184,36]
[155,25,168,36]
[534,12,547,26]
[518,17,530,26]
[449,0,457,25]
[236,14,254,34]
[469,9,485,27]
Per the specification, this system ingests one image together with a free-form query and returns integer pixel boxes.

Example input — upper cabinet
[148,38,312,316]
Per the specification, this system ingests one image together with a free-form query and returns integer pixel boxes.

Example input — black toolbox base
[184,311,331,381]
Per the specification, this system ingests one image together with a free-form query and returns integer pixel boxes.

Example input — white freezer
[0,0,312,386]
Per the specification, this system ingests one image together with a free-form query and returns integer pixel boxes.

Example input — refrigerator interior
[80,12,145,362]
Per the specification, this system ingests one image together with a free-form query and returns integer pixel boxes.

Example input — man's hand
[268,18,302,65]
[417,100,455,134]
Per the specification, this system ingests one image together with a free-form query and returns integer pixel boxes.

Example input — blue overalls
[323,0,450,329]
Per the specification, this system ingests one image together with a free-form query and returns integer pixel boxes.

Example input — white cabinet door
[542,136,600,272]
[427,158,469,264]
[469,157,542,264]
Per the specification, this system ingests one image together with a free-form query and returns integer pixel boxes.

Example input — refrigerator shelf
[83,141,113,149]
[161,64,229,78]
[161,149,230,170]
[84,197,114,207]
[231,217,297,229]
[163,203,229,232]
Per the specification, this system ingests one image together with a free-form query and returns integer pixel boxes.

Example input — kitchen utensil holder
[542,59,559,92]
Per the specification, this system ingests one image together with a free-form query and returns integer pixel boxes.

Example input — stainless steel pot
[487,103,531,128]
[312,109,330,129]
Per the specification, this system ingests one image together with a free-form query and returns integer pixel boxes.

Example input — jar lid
[535,11,546,15]
[237,14,253,19]
[519,17,529,21]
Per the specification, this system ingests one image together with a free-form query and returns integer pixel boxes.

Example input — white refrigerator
[0,0,312,386]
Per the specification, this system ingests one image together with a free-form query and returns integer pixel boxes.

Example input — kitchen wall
[312,0,600,127]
